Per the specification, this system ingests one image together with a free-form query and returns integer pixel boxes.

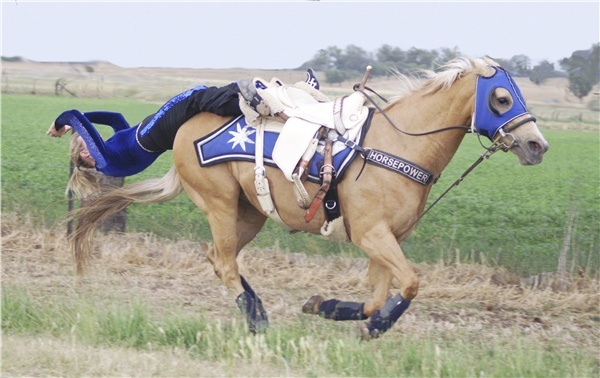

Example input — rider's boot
[305,67,320,90]
[238,79,271,117]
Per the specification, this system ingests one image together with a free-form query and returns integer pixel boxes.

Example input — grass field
[4,287,596,377]
[2,215,599,377]
[2,93,598,276]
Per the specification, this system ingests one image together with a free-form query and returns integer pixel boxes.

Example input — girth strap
[323,176,341,222]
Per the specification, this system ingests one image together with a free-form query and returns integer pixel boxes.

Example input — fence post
[86,173,127,233]
[67,160,75,236]
[556,206,576,290]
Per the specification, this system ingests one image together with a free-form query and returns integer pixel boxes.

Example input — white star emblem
[227,123,255,151]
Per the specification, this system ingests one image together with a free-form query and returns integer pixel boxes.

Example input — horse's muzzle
[515,137,549,165]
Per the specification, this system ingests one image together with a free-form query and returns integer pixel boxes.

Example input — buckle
[497,127,516,152]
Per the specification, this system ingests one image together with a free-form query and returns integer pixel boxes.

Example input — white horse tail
[71,166,183,275]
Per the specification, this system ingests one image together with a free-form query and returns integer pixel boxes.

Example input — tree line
[299,43,600,99]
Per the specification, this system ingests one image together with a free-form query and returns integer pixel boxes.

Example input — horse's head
[473,60,549,165]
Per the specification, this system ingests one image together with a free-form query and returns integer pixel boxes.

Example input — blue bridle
[473,66,534,142]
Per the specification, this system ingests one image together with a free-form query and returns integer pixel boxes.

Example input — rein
[396,143,502,238]
[354,85,471,136]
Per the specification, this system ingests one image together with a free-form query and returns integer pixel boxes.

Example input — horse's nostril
[528,140,542,154]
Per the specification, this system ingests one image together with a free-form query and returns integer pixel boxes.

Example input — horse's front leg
[356,225,417,339]
[301,259,391,321]
[303,225,417,339]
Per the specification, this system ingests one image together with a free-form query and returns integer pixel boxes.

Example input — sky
[2,1,599,70]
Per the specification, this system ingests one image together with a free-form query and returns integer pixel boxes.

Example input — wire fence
[4,72,599,124]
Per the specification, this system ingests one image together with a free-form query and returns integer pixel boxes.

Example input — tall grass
[2,94,598,276]
[3,287,597,377]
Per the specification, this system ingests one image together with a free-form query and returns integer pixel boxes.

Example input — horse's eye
[489,88,514,116]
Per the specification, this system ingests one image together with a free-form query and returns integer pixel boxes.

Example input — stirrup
[238,78,271,116]
[305,67,320,90]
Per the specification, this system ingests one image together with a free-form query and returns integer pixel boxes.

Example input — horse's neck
[373,79,475,176]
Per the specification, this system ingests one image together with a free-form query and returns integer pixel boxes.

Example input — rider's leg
[137,83,242,152]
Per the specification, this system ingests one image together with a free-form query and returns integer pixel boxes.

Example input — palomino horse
[71,58,548,339]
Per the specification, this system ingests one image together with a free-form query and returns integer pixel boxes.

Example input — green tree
[493,55,531,77]
[437,47,462,65]
[560,44,600,100]
[405,47,439,70]
[300,46,343,71]
[376,44,407,64]
[373,45,408,75]
[510,54,532,77]
[529,60,555,85]
[337,44,371,72]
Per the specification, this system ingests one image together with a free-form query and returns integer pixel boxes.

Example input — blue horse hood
[473,66,529,140]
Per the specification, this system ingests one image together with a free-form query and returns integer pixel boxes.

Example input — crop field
[2,62,599,376]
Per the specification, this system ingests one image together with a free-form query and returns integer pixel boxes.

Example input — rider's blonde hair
[66,132,100,198]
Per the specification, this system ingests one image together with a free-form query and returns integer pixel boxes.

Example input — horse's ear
[481,56,500,77]
[483,56,500,66]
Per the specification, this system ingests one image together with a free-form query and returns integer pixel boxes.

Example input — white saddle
[287,91,370,135]
[240,77,370,181]
[272,91,370,181]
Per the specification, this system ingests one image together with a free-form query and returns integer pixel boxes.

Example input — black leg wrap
[236,276,269,334]
[318,299,368,321]
[364,294,410,339]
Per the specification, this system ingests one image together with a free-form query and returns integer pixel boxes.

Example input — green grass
[2,94,599,276]
[3,286,597,377]
[405,128,600,274]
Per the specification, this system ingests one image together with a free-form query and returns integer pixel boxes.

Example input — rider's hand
[46,123,72,137]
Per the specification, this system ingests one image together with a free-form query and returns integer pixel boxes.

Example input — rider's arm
[48,111,130,137]
[83,111,131,132]
[52,109,109,168]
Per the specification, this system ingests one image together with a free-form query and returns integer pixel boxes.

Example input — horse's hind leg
[232,200,269,333]
[174,116,268,333]
[204,198,269,333]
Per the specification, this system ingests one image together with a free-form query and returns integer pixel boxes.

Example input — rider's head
[66,132,99,198]
[69,133,95,169]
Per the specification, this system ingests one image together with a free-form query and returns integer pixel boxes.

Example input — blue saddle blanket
[194,114,372,183]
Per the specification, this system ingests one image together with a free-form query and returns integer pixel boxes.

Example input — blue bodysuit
[53,83,241,177]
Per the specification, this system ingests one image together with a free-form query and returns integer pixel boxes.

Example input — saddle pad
[194,113,373,183]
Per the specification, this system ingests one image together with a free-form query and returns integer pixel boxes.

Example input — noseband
[495,115,537,152]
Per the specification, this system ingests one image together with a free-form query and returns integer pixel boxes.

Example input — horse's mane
[388,57,495,102]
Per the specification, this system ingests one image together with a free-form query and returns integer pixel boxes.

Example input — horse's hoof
[357,322,372,341]
[302,295,324,315]
[357,322,383,341]
[251,319,269,334]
